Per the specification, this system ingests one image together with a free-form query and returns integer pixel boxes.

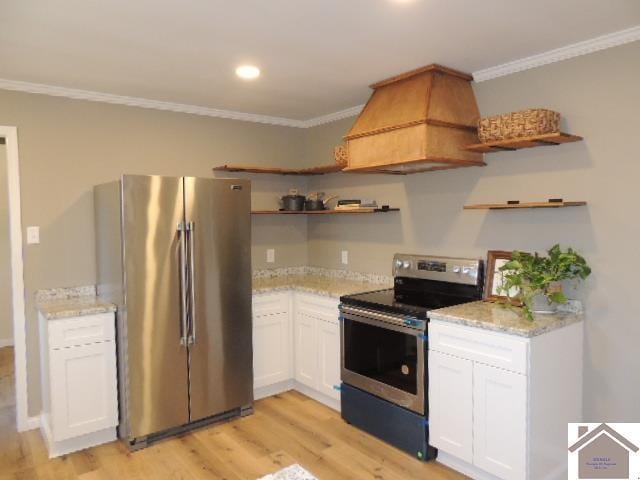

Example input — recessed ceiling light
[236,65,260,80]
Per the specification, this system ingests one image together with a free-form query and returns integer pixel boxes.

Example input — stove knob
[452,265,462,273]
[402,260,410,269]
[463,266,478,278]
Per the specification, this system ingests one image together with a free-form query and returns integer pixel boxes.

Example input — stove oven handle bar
[339,305,425,332]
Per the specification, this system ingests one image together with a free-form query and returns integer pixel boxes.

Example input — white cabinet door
[317,319,341,400]
[49,341,118,441]
[473,363,527,480]
[294,312,317,389]
[253,311,291,388]
[428,350,473,463]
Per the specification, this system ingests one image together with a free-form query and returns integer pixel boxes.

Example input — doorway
[0,138,15,417]
[0,127,29,432]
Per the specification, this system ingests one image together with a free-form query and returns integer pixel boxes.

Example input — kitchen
[1,2,640,480]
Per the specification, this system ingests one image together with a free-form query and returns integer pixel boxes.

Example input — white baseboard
[437,451,501,480]
[254,380,340,412]
[18,414,41,432]
[254,380,295,400]
[40,413,116,458]
[0,338,14,348]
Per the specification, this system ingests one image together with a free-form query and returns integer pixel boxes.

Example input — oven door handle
[340,306,425,336]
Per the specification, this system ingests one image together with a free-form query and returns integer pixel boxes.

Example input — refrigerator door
[184,177,253,422]
[122,175,190,439]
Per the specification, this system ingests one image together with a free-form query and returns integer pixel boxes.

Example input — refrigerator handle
[187,221,196,345]
[177,222,189,347]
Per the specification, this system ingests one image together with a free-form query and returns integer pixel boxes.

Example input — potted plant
[497,244,591,321]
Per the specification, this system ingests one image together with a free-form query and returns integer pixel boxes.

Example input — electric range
[338,253,484,461]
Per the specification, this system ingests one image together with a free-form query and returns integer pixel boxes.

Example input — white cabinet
[39,312,118,458]
[252,293,291,390]
[294,311,317,389]
[293,293,341,405]
[428,351,473,463]
[316,319,341,399]
[429,319,584,480]
[251,291,341,410]
[473,363,526,479]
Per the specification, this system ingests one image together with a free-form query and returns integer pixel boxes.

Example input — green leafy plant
[498,244,591,321]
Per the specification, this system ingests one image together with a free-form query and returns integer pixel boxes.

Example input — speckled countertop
[428,300,583,338]
[252,274,391,298]
[36,285,117,320]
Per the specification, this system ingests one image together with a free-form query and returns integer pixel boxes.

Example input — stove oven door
[340,308,426,415]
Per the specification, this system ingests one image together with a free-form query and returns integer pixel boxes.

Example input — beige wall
[0,90,308,414]
[0,142,12,344]
[2,41,638,421]
[305,42,640,421]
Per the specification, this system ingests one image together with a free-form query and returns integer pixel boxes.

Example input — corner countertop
[36,286,117,320]
[252,267,392,298]
[428,300,583,338]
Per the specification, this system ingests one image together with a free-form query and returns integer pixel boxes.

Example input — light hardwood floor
[0,347,467,479]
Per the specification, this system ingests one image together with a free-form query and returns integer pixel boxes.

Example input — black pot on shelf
[304,199,326,211]
[280,194,305,211]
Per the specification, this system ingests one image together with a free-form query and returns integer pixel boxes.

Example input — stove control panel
[392,253,483,286]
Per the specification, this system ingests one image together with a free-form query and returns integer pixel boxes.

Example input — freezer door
[184,177,253,421]
[122,175,190,439]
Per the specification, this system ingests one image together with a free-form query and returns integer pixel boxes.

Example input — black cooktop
[340,277,483,320]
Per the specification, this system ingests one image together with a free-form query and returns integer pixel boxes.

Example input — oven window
[343,318,418,394]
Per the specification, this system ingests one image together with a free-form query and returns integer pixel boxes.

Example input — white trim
[0,78,308,128]
[254,379,295,401]
[0,26,638,125]
[437,451,501,480]
[300,105,365,128]
[25,414,41,431]
[0,338,14,348]
[473,25,640,82]
[0,126,30,432]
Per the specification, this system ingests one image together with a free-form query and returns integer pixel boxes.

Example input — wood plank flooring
[0,347,467,479]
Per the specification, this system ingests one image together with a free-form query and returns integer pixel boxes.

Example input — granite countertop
[252,267,392,298]
[253,274,390,298]
[36,285,117,320]
[428,300,583,338]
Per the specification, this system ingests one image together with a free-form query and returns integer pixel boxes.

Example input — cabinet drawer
[429,321,528,375]
[253,292,289,317]
[294,293,339,324]
[48,313,115,349]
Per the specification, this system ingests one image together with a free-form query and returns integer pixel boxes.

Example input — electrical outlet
[266,249,275,263]
[27,226,40,245]
[341,250,348,265]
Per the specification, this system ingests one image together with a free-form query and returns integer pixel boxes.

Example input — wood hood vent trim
[344,64,485,174]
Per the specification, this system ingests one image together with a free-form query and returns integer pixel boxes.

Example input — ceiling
[1,0,639,121]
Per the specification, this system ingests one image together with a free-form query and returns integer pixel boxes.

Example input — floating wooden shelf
[252,208,400,215]
[464,132,582,153]
[464,201,587,210]
[213,164,344,175]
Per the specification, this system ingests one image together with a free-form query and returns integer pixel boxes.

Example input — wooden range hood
[343,64,485,174]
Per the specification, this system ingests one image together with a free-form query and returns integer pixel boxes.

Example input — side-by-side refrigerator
[95,175,253,448]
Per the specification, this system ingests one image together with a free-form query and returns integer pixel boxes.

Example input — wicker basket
[334,143,348,167]
[478,109,560,143]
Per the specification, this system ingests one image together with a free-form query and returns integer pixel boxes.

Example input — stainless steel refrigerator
[94,174,253,448]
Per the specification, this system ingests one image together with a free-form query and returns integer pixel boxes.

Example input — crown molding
[1,25,638,127]
[300,104,365,128]
[0,78,307,128]
[473,25,640,82]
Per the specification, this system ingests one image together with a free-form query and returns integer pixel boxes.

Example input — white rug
[258,464,318,480]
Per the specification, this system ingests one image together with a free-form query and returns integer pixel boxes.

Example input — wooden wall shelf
[252,208,399,215]
[464,201,587,210]
[464,132,582,153]
[213,164,344,175]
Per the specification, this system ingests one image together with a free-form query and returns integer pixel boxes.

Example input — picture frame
[484,250,514,301]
